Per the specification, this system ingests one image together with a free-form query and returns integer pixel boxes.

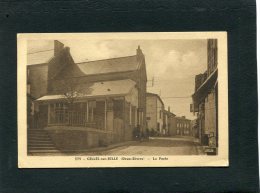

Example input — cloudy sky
[28,39,207,119]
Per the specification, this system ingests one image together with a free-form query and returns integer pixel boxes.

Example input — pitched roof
[76,55,140,75]
[146,92,164,106]
[163,109,176,117]
[37,79,136,101]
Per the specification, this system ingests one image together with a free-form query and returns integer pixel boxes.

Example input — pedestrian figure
[133,125,141,141]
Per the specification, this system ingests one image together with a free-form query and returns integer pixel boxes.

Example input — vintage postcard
[17,32,228,168]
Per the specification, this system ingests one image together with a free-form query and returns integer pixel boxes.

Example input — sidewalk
[149,136,200,143]
[29,140,138,156]
[196,145,206,155]
[75,140,138,154]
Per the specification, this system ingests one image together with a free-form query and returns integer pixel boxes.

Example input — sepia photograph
[17,32,228,167]
[2,1,256,192]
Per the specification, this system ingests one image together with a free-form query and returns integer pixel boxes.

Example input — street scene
[80,137,205,156]
[26,36,218,156]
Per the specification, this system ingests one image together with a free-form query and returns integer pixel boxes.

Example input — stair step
[28,134,50,137]
[29,146,57,150]
[28,131,49,134]
[28,136,51,140]
[28,143,55,147]
[28,144,55,147]
[28,148,56,151]
[27,130,59,152]
[28,139,52,142]
[29,140,54,143]
[28,133,48,135]
[28,135,50,139]
[28,130,49,133]
[28,149,60,153]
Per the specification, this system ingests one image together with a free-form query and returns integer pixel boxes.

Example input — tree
[61,78,82,109]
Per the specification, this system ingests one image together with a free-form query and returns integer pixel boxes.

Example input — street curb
[75,140,139,153]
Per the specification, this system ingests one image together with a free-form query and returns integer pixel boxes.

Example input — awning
[192,68,218,103]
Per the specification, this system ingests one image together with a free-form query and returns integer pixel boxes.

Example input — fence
[49,110,104,129]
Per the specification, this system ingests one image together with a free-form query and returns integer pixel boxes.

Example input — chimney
[54,40,64,56]
[168,106,170,112]
[136,45,143,61]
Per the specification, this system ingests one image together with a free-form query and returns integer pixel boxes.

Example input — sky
[28,39,208,120]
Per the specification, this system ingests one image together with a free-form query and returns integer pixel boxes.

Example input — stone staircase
[28,129,59,153]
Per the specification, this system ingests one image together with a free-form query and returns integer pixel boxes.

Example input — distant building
[191,39,218,153]
[190,119,198,137]
[146,92,165,134]
[169,116,191,136]
[27,40,147,152]
[163,107,176,136]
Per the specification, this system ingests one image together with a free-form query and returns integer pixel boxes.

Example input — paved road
[87,137,205,156]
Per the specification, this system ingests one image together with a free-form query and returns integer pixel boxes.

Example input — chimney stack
[168,106,170,112]
[136,45,143,61]
[54,40,64,56]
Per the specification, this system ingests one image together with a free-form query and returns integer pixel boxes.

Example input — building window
[113,100,123,119]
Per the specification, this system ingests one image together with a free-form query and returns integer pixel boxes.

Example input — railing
[67,111,87,126]
[49,110,104,129]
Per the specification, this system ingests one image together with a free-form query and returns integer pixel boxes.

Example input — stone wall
[204,91,217,135]
[45,126,116,151]
[146,96,157,130]
[27,64,48,99]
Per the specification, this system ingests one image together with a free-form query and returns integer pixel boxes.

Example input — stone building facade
[191,39,218,154]
[168,116,191,136]
[146,92,165,135]
[163,108,175,136]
